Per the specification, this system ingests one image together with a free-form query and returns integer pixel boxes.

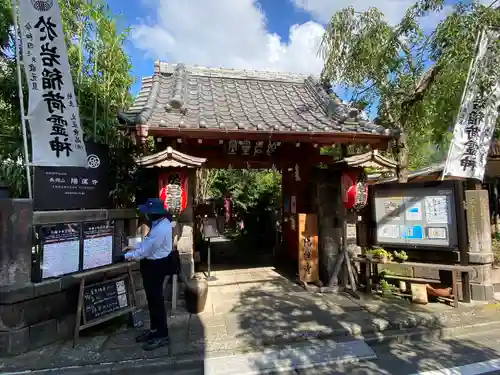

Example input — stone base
[0,265,146,356]
[456,282,494,302]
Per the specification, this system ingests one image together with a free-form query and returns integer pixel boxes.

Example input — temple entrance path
[1,266,499,374]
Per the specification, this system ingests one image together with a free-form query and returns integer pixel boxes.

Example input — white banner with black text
[18,0,87,167]
[442,28,500,181]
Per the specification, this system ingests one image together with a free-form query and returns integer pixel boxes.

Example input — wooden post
[455,181,471,303]
[73,278,86,348]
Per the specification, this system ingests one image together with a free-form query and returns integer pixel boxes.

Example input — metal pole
[206,238,216,281]
[207,238,211,279]
[11,0,33,199]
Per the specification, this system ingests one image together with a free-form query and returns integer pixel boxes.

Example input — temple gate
[118,61,396,279]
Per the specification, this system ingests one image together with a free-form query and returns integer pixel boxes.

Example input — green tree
[0,0,135,205]
[319,0,500,181]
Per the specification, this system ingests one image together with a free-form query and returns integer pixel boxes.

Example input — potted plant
[393,250,408,263]
[367,247,392,264]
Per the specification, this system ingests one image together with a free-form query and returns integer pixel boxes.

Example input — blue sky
[103,0,468,101]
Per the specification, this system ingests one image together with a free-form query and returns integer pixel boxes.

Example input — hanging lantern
[159,171,188,215]
[341,170,368,210]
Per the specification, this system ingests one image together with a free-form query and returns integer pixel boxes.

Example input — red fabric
[158,171,188,213]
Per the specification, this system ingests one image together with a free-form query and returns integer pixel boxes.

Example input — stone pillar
[0,199,33,288]
[465,189,494,301]
[315,169,343,285]
[173,170,196,279]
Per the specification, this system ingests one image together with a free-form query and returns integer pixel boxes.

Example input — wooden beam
[147,127,392,146]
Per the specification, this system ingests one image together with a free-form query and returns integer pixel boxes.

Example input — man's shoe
[143,336,169,351]
[135,330,155,343]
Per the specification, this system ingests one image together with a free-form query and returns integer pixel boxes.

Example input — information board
[33,142,110,211]
[83,278,129,322]
[372,181,459,249]
[83,221,114,270]
[40,223,81,279]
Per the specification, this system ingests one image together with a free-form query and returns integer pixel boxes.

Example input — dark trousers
[140,252,180,338]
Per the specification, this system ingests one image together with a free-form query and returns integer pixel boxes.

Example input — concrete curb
[4,319,500,375]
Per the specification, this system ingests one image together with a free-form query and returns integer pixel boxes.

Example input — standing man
[115,198,179,351]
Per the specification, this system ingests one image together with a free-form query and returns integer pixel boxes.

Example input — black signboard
[82,221,114,271]
[33,142,110,211]
[83,278,129,322]
[39,223,82,280]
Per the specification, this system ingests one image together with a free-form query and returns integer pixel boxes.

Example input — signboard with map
[371,181,462,249]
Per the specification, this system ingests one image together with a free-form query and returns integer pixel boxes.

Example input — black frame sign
[370,180,464,251]
[83,277,130,323]
[33,142,110,211]
[83,222,114,271]
[33,220,115,282]
[38,223,81,279]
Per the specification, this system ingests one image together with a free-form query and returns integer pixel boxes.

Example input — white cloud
[130,0,453,77]
[130,0,325,75]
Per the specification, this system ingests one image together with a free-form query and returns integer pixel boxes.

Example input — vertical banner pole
[11,0,33,199]
[441,29,483,181]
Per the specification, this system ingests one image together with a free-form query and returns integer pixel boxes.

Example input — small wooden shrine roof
[136,146,206,168]
[375,162,445,184]
[336,150,398,170]
[118,61,396,144]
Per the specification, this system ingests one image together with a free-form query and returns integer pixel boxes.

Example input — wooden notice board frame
[73,262,138,347]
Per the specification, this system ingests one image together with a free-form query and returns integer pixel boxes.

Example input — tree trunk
[396,131,409,183]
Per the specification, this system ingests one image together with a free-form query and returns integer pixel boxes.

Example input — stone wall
[0,201,147,356]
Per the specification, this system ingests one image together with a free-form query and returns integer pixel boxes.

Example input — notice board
[371,181,460,249]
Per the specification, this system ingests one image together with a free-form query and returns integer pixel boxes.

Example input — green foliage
[208,169,281,214]
[366,247,393,261]
[0,0,135,204]
[393,250,408,262]
[319,0,500,172]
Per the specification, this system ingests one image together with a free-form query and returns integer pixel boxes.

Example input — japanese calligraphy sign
[18,0,87,166]
[298,213,319,283]
[443,28,500,180]
[33,142,110,210]
[226,140,280,155]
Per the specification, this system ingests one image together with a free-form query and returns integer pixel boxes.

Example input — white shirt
[125,218,172,260]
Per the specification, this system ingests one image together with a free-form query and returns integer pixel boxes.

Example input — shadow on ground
[231,279,500,374]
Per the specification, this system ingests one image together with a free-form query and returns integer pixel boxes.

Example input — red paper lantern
[341,171,368,210]
[159,171,188,215]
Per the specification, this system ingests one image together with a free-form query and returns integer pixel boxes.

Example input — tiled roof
[374,162,445,184]
[118,61,395,138]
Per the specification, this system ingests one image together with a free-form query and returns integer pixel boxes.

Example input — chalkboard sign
[73,264,138,347]
[83,278,129,322]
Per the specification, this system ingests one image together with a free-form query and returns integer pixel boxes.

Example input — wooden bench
[353,258,473,308]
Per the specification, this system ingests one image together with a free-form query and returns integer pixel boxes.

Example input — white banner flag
[18,0,87,167]
[442,28,500,181]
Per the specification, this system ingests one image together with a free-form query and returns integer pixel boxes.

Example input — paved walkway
[0,267,498,373]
